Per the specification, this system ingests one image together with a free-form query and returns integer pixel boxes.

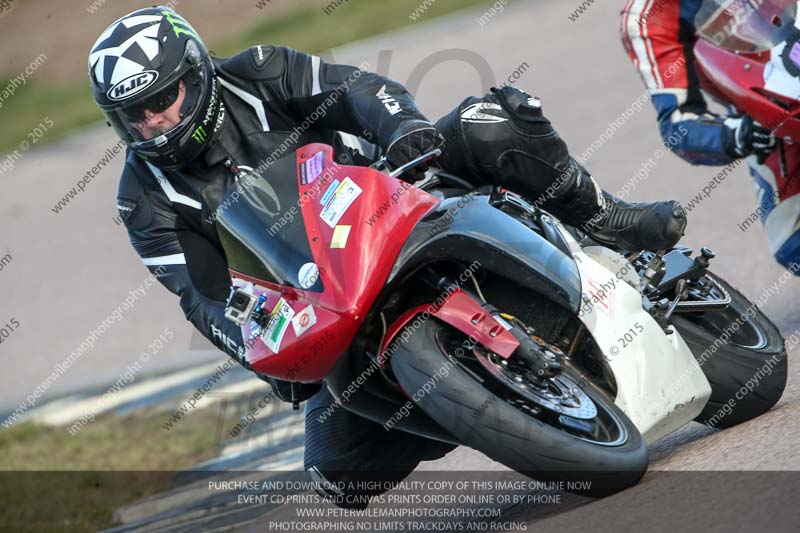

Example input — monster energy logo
[162,10,199,39]
[192,125,207,143]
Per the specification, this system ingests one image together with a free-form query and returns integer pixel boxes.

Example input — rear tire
[671,274,787,428]
[390,317,648,497]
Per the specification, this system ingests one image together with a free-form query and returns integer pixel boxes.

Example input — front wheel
[671,273,787,428]
[389,317,648,497]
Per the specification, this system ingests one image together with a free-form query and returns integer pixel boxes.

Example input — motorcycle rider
[90,6,687,509]
[620,0,800,273]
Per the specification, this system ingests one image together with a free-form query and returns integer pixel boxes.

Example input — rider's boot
[544,159,687,252]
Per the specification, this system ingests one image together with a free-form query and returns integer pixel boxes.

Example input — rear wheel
[671,273,787,428]
[390,317,648,497]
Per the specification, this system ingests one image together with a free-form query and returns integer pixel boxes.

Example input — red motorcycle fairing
[232,143,440,382]
[694,37,800,203]
[694,39,800,139]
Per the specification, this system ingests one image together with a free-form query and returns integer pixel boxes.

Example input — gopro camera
[224,287,258,325]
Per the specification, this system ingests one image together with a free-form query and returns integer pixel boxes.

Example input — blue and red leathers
[620,0,800,272]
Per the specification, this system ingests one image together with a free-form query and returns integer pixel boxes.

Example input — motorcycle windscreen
[215,153,323,292]
[696,0,796,52]
[223,143,441,381]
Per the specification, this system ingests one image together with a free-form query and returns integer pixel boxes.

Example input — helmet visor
[104,66,206,147]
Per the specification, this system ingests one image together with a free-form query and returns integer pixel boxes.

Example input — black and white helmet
[88,6,221,170]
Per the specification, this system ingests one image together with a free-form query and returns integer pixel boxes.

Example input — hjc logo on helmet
[107,71,159,101]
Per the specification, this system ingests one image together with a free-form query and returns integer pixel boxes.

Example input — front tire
[390,317,648,497]
[671,273,787,428]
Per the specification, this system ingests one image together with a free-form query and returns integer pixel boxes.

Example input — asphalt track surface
[1,0,798,531]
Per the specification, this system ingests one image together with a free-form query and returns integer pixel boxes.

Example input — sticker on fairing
[298,262,320,289]
[330,224,351,249]
[586,278,615,317]
[261,297,295,353]
[249,319,262,341]
[291,304,317,337]
[247,320,261,347]
[300,151,325,185]
[320,179,340,205]
[320,176,362,228]
[791,42,800,69]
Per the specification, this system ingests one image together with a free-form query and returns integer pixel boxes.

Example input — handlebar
[369,148,443,178]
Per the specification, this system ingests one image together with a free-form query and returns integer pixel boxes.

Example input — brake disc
[473,344,598,419]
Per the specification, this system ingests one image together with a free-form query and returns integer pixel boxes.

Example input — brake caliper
[481,303,563,381]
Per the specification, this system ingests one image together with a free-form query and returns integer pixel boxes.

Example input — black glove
[724,114,776,161]
[385,120,444,181]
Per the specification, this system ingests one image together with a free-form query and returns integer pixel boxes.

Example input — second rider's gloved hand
[724,114,776,162]
[385,120,444,181]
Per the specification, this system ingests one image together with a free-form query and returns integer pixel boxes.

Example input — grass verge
[0,406,224,532]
